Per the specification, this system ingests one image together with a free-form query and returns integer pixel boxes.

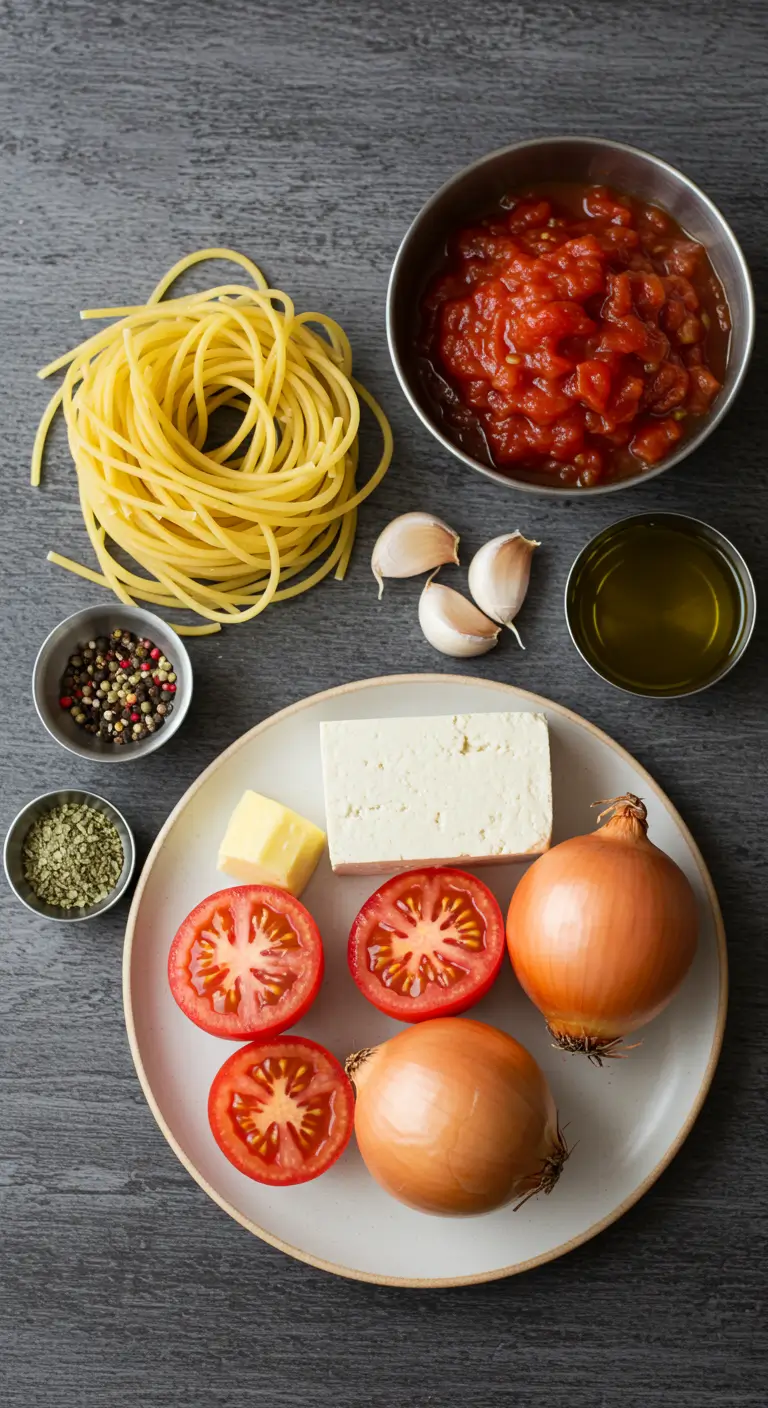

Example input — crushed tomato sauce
[419,184,730,487]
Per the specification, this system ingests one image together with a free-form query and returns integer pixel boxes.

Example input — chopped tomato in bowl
[168,885,324,1040]
[420,183,730,488]
[348,867,505,1022]
[209,1036,354,1186]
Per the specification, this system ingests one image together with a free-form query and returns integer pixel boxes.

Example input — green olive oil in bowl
[566,514,755,698]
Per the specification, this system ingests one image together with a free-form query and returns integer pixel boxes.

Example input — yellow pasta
[32,248,393,634]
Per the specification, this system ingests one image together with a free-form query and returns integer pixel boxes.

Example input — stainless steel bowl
[4,789,136,922]
[564,511,756,697]
[33,604,192,763]
[387,135,755,497]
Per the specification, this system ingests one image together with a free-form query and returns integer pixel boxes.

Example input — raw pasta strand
[32,249,393,633]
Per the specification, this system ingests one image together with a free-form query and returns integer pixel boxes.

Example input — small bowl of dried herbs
[3,789,136,922]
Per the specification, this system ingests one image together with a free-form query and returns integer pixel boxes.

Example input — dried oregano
[22,803,124,909]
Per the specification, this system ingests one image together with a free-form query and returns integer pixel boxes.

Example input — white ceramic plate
[123,675,726,1286]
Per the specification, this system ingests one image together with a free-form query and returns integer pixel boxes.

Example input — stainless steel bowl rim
[386,134,756,498]
[3,787,137,923]
[564,510,757,697]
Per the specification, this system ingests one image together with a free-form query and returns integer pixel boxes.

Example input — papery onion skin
[348,1018,566,1216]
[506,794,698,1059]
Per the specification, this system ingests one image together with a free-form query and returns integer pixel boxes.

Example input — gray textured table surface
[1,2,766,1404]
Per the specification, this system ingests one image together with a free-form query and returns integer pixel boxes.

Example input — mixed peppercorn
[60,628,177,746]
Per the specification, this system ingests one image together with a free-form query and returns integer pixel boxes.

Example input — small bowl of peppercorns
[32,605,192,762]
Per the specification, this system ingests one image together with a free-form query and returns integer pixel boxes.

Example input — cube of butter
[217,790,326,897]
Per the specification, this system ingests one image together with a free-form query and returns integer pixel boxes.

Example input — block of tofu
[217,790,326,897]
[320,711,552,874]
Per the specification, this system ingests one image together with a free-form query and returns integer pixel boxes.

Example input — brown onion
[347,1018,567,1216]
[506,794,698,1061]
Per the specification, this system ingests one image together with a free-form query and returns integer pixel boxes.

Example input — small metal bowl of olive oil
[565,513,756,698]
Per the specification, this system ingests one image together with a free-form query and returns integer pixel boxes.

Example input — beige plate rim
[122,672,728,1288]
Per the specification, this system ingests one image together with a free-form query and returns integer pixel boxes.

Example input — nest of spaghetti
[33,249,393,635]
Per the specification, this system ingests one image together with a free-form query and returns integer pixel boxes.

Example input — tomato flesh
[348,867,505,1021]
[208,1036,354,1186]
[420,182,729,487]
[168,885,323,1040]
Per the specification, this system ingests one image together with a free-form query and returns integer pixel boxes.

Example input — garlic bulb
[468,532,540,647]
[418,575,500,658]
[372,512,459,599]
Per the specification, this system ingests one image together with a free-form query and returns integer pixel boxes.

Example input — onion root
[512,1125,571,1210]
[344,1046,377,1092]
[547,1027,642,1065]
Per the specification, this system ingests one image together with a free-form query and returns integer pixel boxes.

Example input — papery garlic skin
[418,576,500,658]
[468,532,540,647]
[372,512,459,598]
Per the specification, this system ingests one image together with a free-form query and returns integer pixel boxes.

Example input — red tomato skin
[347,867,506,1023]
[208,1036,354,1187]
[168,884,324,1041]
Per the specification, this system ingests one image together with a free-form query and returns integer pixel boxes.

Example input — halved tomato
[168,885,323,1040]
[348,867,505,1022]
[208,1036,354,1186]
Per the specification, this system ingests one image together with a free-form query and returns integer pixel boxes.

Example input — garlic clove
[372,512,460,598]
[467,531,540,648]
[418,575,500,658]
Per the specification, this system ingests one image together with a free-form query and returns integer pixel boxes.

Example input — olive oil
[567,516,750,696]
